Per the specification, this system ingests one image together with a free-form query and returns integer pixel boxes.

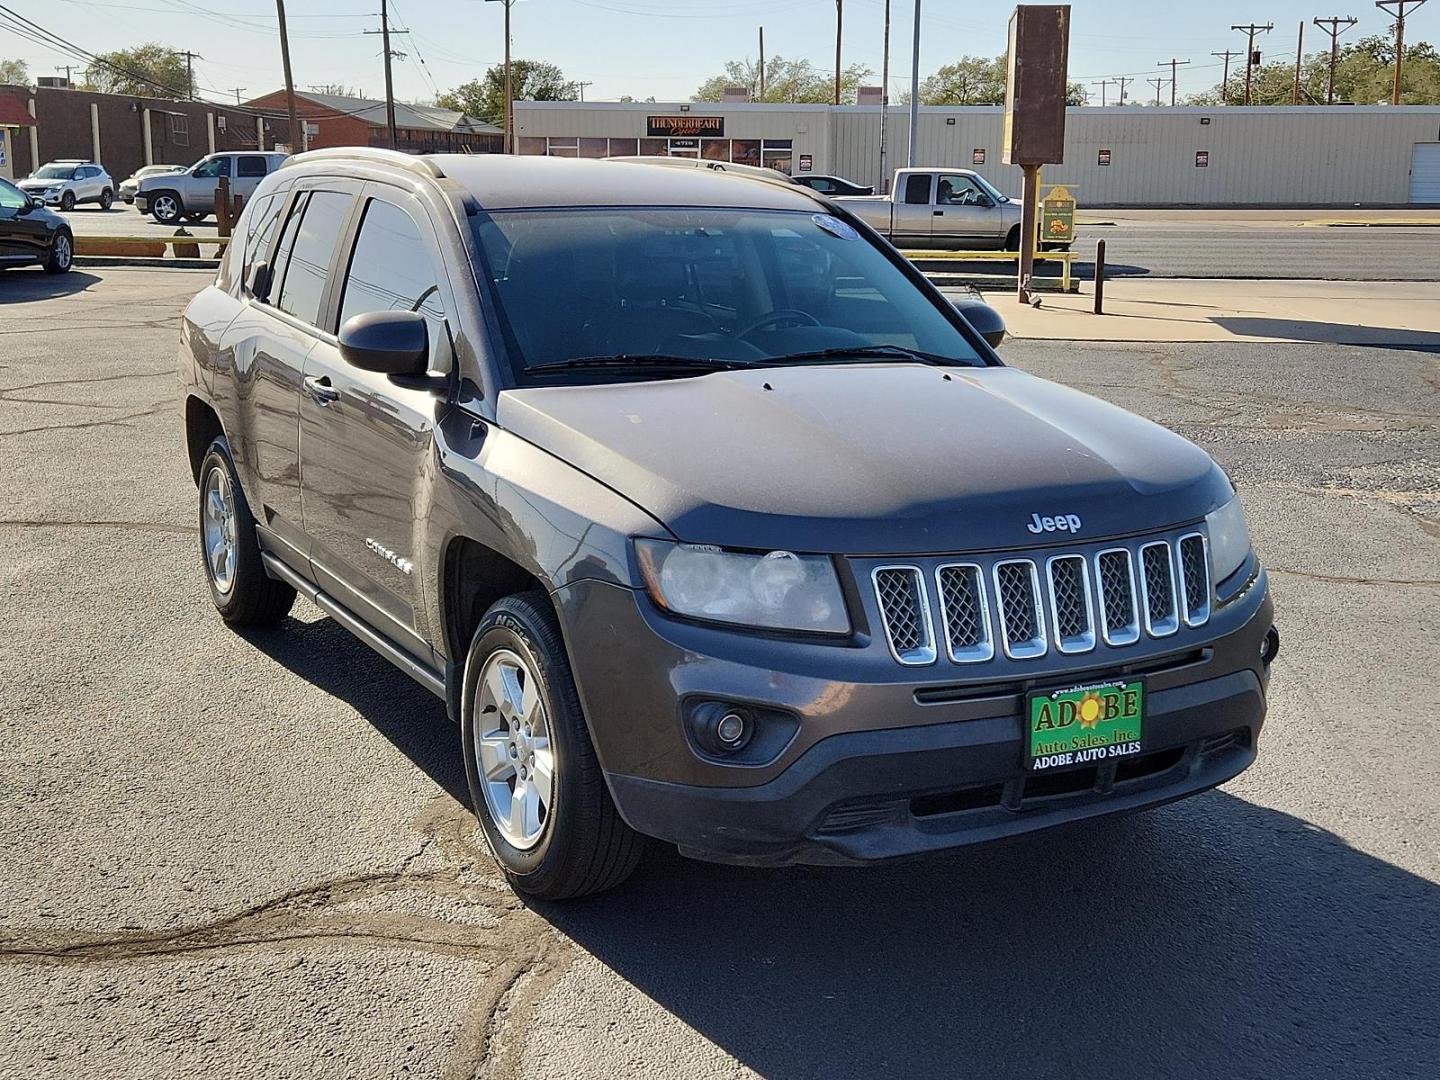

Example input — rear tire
[43,231,73,274]
[461,592,643,900]
[185,211,208,223]
[197,436,296,625]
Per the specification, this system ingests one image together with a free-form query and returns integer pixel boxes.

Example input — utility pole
[1211,50,1240,104]
[907,0,921,166]
[365,0,402,149]
[1091,78,1112,107]
[1313,16,1358,104]
[1292,21,1304,104]
[486,0,515,152]
[228,87,247,106]
[55,64,74,86]
[180,50,201,100]
[1156,58,1189,105]
[1376,0,1427,105]
[274,2,300,152]
[576,81,592,102]
[758,26,765,100]
[1231,23,1273,106]
[1115,75,1133,104]
[878,0,890,192]
[833,0,844,105]
[1147,76,1166,106]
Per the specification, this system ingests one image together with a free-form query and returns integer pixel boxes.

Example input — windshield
[472,207,985,383]
[974,174,1009,203]
[35,165,76,181]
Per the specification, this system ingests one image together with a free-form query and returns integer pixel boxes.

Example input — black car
[0,177,74,274]
[794,173,875,197]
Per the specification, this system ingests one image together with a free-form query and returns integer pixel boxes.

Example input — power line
[1312,16,1358,104]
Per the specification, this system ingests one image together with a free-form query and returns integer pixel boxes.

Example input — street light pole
[834,0,843,105]
[907,0,921,166]
[878,0,890,192]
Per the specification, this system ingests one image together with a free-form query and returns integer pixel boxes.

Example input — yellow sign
[1041,184,1076,244]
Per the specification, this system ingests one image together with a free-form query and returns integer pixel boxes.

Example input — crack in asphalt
[0,399,172,438]
[0,519,196,534]
[1269,566,1440,588]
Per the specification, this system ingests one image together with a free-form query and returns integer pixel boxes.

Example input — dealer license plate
[1027,679,1144,772]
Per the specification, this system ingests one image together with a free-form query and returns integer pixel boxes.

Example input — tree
[1185,31,1439,105]
[81,43,194,98]
[437,60,578,125]
[692,55,873,104]
[0,58,28,86]
[916,54,1087,106]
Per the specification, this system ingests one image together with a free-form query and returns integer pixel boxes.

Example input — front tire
[1004,225,1022,251]
[59,190,76,212]
[185,211,208,223]
[99,188,114,210]
[461,592,642,900]
[44,231,73,274]
[197,437,296,625]
[151,191,183,225]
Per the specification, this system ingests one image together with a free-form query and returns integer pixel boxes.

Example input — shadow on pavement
[543,793,1439,1079]
[0,269,102,300]
[1213,317,1440,351]
[237,615,465,803]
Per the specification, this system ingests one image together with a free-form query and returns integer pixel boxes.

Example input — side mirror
[28,196,44,211]
[338,310,429,376]
[245,259,272,300]
[951,297,1006,349]
[976,192,995,208]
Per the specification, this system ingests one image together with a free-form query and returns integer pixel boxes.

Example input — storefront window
[579,137,608,159]
[608,138,639,157]
[547,138,578,158]
[639,138,667,156]
[762,140,793,175]
[702,139,730,161]
[518,137,547,156]
[730,140,760,166]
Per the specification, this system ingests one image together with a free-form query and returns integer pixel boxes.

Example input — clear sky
[6,0,1439,108]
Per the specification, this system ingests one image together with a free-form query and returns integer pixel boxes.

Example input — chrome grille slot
[993,559,1047,659]
[1177,533,1211,626]
[872,566,936,665]
[1095,548,1140,646]
[1139,541,1179,637]
[1045,554,1095,653]
[936,563,994,663]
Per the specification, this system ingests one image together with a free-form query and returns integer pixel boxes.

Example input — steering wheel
[735,309,822,339]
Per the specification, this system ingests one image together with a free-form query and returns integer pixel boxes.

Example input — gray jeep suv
[178,149,1276,899]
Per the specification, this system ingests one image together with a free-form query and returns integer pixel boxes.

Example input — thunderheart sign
[647,115,724,138]
[1028,680,1144,772]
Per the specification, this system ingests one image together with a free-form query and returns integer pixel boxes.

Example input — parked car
[119,164,186,205]
[608,155,799,186]
[17,160,115,212]
[837,167,1024,250]
[794,173,874,197]
[0,177,74,273]
[136,151,288,224]
[179,150,1275,900]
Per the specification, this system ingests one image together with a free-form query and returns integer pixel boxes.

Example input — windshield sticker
[813,214,859,241]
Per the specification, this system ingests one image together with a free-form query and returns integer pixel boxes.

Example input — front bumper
[559,569,1274,867]
[21,190,61,206]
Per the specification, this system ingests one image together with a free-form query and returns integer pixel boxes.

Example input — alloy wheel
[52,234,71,270]
[202,465,237,595]
[473,648,556,850]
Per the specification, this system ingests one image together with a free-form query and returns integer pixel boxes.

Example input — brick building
[241,90,504,155]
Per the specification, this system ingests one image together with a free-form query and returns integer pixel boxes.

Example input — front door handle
[933,209,944,216]
[304,374,340,404]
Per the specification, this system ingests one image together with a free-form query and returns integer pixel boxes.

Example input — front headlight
[635,540,849,634]
[1205,494,1253,584]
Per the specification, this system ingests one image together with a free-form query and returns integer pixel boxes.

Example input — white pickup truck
[835,168,1024,251]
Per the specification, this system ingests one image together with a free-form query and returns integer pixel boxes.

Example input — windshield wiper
[527,354,753,374]
[758,344,962,367]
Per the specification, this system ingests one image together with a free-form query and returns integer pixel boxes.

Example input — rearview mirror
[338,310,430,376]
[951,296,1006,349]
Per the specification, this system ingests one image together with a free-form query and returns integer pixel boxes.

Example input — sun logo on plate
[1078,692,1103,729]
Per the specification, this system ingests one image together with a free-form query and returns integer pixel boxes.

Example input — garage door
[1411,143,1440,204]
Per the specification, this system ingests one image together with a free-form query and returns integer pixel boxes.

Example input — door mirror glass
[30,196,45,211]
[246,259,272,300]
[951,297,1006,349]
[338,310,430,376]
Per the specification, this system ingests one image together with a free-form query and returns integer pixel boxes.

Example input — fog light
[1260,626,1280,664]
[716,712,746,745]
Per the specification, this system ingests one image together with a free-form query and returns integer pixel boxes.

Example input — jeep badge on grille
[1027,513,1083,534]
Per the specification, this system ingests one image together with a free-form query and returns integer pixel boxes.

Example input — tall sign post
[1002,4,1071,304]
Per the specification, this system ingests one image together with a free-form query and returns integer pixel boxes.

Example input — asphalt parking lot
[2,267,1437,1079]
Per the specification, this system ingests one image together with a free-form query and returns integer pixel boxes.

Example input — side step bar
[261,551,447,702]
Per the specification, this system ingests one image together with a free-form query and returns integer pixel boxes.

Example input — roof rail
[606,155,801,193]
[282,146,445,179]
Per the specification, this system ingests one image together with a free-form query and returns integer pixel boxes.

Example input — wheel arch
[440,535,552,670]
[184,394,225,485]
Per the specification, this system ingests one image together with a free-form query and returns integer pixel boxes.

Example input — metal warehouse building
[513,102,1440,207]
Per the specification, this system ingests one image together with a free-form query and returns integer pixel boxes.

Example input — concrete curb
[75,256,221,269]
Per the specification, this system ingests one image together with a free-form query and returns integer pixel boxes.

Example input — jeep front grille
[872,566,935,665]
[936,563,993,663]
[866,532,1210,666]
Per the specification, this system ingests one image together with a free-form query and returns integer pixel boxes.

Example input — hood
[17,179,54,191]
[498,365,1232,556]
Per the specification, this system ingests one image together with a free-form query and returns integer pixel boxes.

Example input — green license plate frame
[1026,678,1145,773]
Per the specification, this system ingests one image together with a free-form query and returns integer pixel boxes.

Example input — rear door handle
[304,374,340,404]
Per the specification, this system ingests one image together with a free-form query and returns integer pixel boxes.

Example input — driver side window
[937,175,985,206]
[193,157,230,179]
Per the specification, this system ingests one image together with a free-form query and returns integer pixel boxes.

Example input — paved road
[1,268,1438,1079]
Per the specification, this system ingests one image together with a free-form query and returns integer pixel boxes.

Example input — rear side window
[227,192,282,294]
[274,190,353,326]
[338,199,445,329]
[903,173,932,205]
[237,156,268,178]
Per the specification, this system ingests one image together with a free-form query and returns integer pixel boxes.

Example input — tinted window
[903,174,932,204]
[237,156,268,178]
[238,193,283,293]
[193,157,230,179]
[275,190,352,326]
[338,199,445,330]
[0,178,27,209]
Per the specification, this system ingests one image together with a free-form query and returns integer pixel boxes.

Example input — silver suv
[135,152,288,224]
[18,160,115,211]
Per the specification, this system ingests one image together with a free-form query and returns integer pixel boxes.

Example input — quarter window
[237,156,268,178]
[338,199,445,330]
[274,190,353,326]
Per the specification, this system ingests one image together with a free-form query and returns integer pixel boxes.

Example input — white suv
[18,160,115,211]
